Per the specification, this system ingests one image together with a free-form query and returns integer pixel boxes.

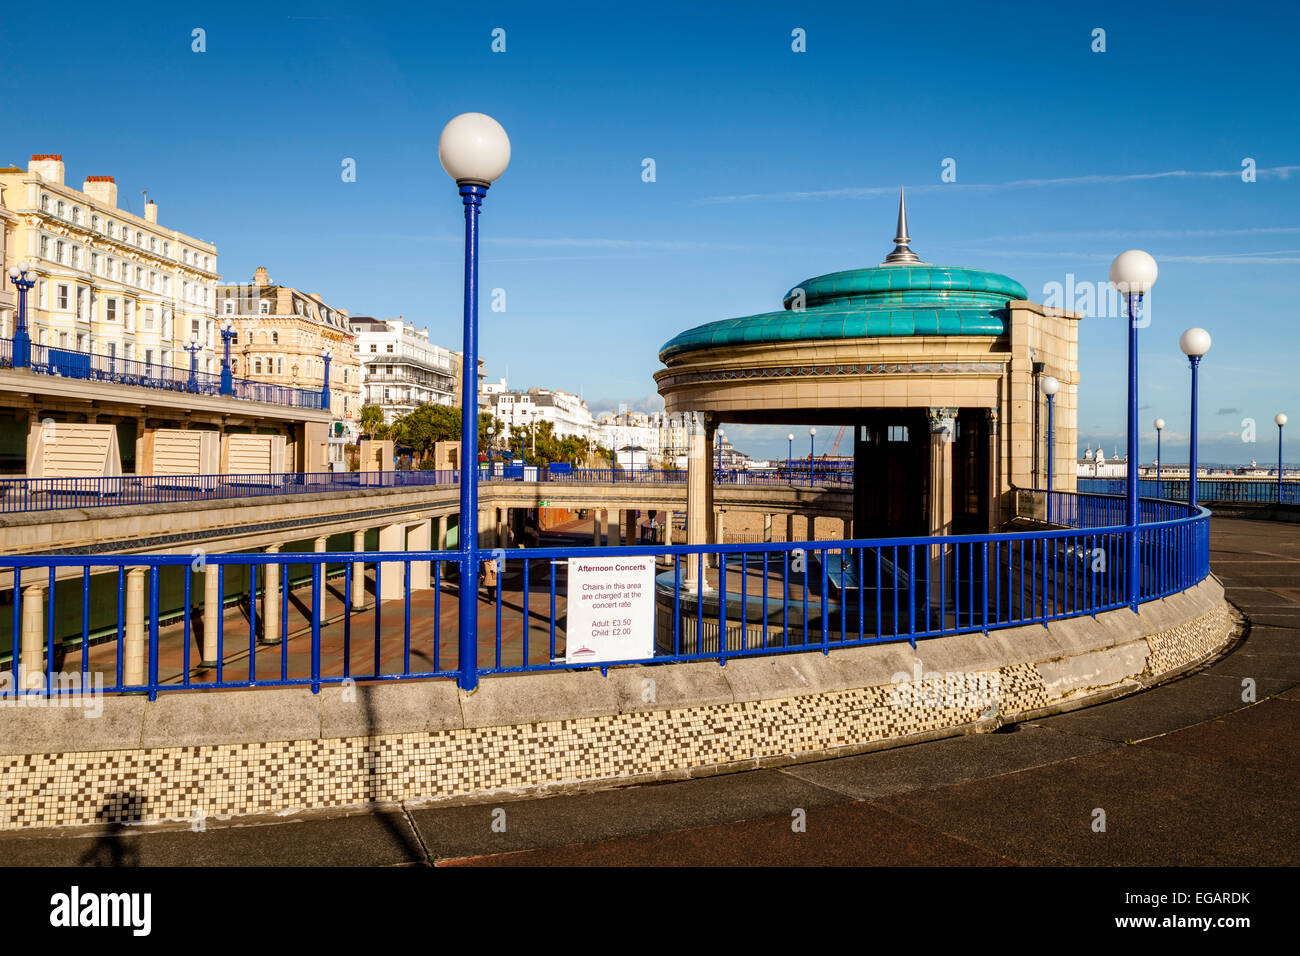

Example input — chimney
[83,175,118,208]
[144,200,158,224]
[253,266,270,286]
[29,154,65,185]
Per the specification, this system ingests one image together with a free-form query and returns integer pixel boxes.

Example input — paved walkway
[3,516,1296,865]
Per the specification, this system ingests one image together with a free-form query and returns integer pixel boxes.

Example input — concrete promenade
[2,515,1294,865]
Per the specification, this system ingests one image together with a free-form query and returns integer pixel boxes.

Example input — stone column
[408,519,432,591]
[378,522,404,601]
[314,535,327,553]
[201,563,221,667]
[262,545,281,645]
[716,508,727,546]
[593,508,605,547]
[351,529,366,609]
[763,513,773,543]
[927,407,956,593]
[624,509,638,546]
[124,569,145,686]
[497,508,508,549]
[435,513,449,579]
[662,510,674,545]
[20,584,45,691]
[786,513,796,543]
[703,418,717,563]
[986,407,1001,531]
[685,413,708,589]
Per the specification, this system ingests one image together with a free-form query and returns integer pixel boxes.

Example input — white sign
[566,557,655,664]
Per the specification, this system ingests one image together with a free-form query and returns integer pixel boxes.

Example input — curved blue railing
[0,491,1210,699]
[1078,476,1297,505]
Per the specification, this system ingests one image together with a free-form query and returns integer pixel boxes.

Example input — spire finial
[883,187,923,264]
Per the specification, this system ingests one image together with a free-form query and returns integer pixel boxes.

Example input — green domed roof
[659,263,1027,361]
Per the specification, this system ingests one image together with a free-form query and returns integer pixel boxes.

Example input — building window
[386,344,393,353]
[40,195,50,212]
[149,237,157,252]
[271,332,278,345]
[255,359,263,374]
[40,237,49,259]
[135,231,143,246]
[57,285,69,310]
[55,241,65,264]
[224,301,234,315]
[259,302,270,315]
[162,241,169,257]
[106,221,115,237]
[106,299,117,321]
[56,200,65,218]
[887,425,910,442]
[91,214,100,231]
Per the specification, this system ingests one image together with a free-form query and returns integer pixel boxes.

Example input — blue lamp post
[440,111,511,693]
[1179,327,1211,508]
[1110,250,1158,612]
[716,428,725,479]
[1153,418,1165,498]
[1276,413,1289,504]
[183,336,203,392]
[6,262,37,368]
[219,318,236,395]
[809,427,817,487]
[1040,376,1059,523]
[320,347,332,412]
[487,426,495,477]
[787,432,794,484]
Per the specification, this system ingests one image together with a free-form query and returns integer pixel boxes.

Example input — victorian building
[216,268,362,443]
[349,316,458,424]
[0,154,219,373]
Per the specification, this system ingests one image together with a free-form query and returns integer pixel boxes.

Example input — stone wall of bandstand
[0,574,1234,831]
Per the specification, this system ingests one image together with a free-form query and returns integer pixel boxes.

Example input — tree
[358,404,387,439]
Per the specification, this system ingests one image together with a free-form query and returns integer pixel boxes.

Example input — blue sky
[2,0,1296,465]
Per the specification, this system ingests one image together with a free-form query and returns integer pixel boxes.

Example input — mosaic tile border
[0,602,1232,831]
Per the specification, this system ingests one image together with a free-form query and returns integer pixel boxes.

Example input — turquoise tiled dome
[659,264,1027,361]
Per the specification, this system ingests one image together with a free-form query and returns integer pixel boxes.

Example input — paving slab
[410,769,848,860]
[1036,673,1257,742]
[781,725,1116,800]
[442,802,1013,867]
[869,746,1300,866]
[0,810,426,867]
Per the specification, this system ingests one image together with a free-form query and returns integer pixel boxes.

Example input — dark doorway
[853,410,927,539]
[953,409,990,535]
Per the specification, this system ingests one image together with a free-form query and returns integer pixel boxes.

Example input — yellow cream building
[0,154,219,374]
[216,268,363,444]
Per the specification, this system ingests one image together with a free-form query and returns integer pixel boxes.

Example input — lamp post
[787,433,794,484]
[219,318,236,395]
[1153,418,1165,498]
[440,111,510,693]
[1110,250,1158,612]
[320,347,332,412]
[716,428,725,478]
[6,262,37,368]
[1040,376,1059,523]
[1179,327,1211,509]
[809,427,817,487]
[183,335,203,392]
[487,425,495,477]
[1276,412,1289,504]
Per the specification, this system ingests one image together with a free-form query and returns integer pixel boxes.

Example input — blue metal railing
[0,470,461,513]
[0,338,323,409]
[1,491,1210,699]
[1078,476,1298,505]
[0,466,854,514]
